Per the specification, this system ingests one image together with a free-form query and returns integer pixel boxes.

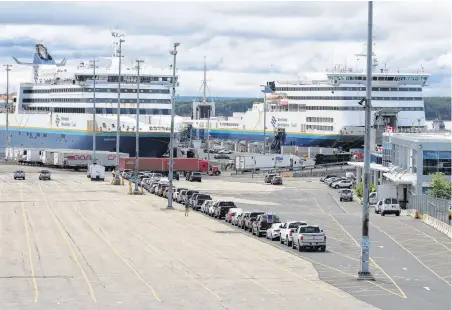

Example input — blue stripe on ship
[0,127,170,157]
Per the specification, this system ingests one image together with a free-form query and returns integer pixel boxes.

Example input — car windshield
[385,198,398,204]
[299,226,321,233]
[250,212,263,218]
[192,172,201,176]
[289,222,304,228]
[219,201,235,207]
[197,195,211,200]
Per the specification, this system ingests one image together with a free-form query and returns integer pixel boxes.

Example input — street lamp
[3,64,11,151]
[260,84,274,154]
[167,42,180,209]
[134,60,144,193]
[112,31,125,182]
[90,59,98,164]
[358,0,375,281]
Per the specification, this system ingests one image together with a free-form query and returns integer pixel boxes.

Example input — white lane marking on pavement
[379,245,384,248]
[329,193,349,214]
[403,268,407,271]
[424,287,431,291]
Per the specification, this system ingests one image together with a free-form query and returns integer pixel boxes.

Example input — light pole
[358,0,375,281]
[134,60,144,193]
[260,84,274,154]
[112,31,124,181]
[167,42,180,209]
[3,64,11,152]
[90,59,98,163]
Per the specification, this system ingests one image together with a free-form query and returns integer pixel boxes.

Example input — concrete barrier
[421,214,452,239]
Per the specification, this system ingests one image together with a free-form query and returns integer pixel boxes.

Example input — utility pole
[167,42,180,209]
[134,60,144,193]
[112,31,124,182]
[358,0,375,281]
[3,64,11,152]
[203,56,211,163]
[90,59,98,163]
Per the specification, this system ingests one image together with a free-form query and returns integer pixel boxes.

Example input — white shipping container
[376,184,398,202]
[235,154,304,170]
[25,149,41,162]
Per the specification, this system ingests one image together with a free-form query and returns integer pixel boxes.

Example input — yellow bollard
[121,177,124,185]
[128,181,132,194]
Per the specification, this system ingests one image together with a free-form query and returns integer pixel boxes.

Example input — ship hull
[199,129,364,150]
[0,127,170,157]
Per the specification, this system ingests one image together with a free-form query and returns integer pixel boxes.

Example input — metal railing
[409,194,451,225]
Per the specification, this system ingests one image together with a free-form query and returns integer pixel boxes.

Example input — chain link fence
[409,194,451,224]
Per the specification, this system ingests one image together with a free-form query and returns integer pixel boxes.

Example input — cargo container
[119,158,209,173]
[235,154,304,171]
[53,150,128,170]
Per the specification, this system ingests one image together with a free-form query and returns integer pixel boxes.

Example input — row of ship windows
[275,87,421,92]
[287,105,424,111]
[22,106,171,115]
[219,122,239,127]
[74,75,176,84]
[23,88,170,94]
[329,76,427,82]
[22,98,171,104]
[287,96,423,101]
[306,125,334,131]
[306,117,334,123]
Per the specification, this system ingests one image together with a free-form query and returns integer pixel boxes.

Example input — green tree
[429,172,451,199]
[355,182,376,199]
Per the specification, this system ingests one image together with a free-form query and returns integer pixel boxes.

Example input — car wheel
[292,241,296,249]
[381,212,385,216]
[349,185,352,189]
[280,237,284,244]
[340,198,342,202]
[335,185,339,189]
[396,212,400,216]
[287,240,292,247]
[298,242,302,252]
[320,246,326,252]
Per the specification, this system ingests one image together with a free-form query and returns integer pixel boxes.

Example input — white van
[88,164,105,181]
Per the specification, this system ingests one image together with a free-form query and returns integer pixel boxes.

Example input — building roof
[347,161,390,172]
[383,172,416,185]
[384,132,452,144]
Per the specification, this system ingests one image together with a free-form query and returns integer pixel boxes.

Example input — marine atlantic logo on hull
[55,115,76,127]
[271,116,277,128]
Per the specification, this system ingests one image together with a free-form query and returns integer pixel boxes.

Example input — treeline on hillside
[175,98,260,117]
[424,97,451,120]
[175,97,451,120]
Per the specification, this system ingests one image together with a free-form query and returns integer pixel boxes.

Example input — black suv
[213,201,236,219]
[252,213,281,237]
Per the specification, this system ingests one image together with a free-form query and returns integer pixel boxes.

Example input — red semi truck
[119,158,209,173]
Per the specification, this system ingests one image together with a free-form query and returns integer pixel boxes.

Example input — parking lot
[0,165,380,309]
[166,174,451,310]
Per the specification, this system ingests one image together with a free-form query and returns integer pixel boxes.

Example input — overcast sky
[0,1,450,97]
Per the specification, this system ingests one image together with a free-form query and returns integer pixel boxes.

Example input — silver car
[14,170,25,180]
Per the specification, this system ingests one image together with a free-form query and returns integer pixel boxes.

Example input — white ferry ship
[187,53,429,151]
[0,39,184,157]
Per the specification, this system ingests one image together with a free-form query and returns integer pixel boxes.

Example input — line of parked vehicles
[13,170,51,180]
[320,173,401,216]
[127,171,327,253]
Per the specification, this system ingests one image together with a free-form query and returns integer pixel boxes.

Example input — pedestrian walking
[185,200,190,217]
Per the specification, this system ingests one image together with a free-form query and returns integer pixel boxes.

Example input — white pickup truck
[292,225,326,252]
[279,221,308,247]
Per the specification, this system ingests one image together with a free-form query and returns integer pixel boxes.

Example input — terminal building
[349,129,451,208]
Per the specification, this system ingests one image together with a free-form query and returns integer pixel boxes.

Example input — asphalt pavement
[0,165,380,310]
[177,175,452,310]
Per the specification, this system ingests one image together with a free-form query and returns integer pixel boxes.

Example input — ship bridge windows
[22,98,171,104]
[287,96,423,101]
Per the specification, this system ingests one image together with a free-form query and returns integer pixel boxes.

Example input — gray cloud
[0,1,449,97]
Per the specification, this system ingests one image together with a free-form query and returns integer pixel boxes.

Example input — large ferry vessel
[0,37,183,157]
[187,52,429,151]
